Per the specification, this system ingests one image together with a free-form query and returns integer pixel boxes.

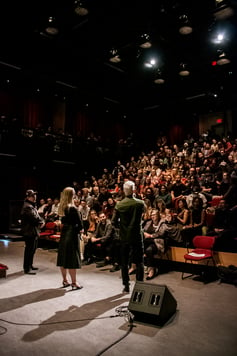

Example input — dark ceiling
[0,0,236,114]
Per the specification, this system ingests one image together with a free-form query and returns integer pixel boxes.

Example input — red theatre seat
[39,222,57,239]
[182,235,216,280]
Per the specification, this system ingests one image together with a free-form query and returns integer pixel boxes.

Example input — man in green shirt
[111,180,145,293]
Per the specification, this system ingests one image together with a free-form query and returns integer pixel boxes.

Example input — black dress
[57,206,83,269]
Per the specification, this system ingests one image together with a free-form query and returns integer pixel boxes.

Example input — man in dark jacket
[21,189,44,274]
[111,180,145,293]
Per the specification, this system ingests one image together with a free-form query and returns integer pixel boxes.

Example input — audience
[11,128,237,257]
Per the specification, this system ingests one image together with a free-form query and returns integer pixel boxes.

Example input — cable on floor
[0,314,120,333]
[0,305,135,355]
[95,305,135,356]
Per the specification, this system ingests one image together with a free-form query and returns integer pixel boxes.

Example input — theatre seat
[49,232,61,243]
[209,197,222,207]
[39,222,57,239]
[181,235,216,280]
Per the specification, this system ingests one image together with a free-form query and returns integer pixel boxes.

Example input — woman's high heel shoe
[71,283,83,290]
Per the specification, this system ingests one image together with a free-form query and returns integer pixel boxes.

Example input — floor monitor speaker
[128,281,177,326]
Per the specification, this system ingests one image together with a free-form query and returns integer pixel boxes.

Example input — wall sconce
[179,63,190,76]
[74,1,89,16]
[213,0,234,20]
[154,69,165,84]
[178,14,193,35]
[139,34,152,49]
[109,48,121,63]
[45,17,59,35]
[216,50,230,65]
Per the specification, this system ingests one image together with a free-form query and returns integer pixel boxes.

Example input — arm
[177,209,189,225]
[99,223,113,243]
[193,209,206,228]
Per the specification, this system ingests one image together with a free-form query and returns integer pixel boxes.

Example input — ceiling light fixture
[139,34,152,49]
[45,17,59,35]
[74,1,89,16]
[178,14,193,35]
[179,63,190,76]
[144,58,156,68]
[109,48,121,63]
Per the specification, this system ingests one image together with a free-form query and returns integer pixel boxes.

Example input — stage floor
[0,240,237,356]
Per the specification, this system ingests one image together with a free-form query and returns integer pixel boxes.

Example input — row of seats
[39,222,61,242]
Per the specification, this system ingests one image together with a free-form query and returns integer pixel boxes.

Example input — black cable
[0,314,119,329]
[0,306,135,355]
[0,325,7,335]
[95,306,135,356]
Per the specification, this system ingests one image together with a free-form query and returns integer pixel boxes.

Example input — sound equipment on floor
[128,281,177,326]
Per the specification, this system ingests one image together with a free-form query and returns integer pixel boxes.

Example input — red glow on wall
[216,118,223,124]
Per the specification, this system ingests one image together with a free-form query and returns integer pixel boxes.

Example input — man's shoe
[122,284,130,293]
[31,266,39,270]
[110,264,120,272]
[24,270,36,275]
[96,259,110,268]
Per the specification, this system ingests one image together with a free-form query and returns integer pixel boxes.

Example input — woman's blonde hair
[58,187,75,217]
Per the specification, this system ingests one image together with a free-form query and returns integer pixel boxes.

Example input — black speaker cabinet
[128,281,177,326]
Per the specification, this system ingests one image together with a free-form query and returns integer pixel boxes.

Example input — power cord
[0,314,119,335]
[95,305,135,356]
[0,305,135,355]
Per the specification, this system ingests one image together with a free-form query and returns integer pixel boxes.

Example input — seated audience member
[46,197,60,221]
[209,199,237,251]
[97,186,113,206]
[37,198,47,218]
[81,187,94,208]
[102,197,116,219]
[78,199,90,232]
[142,186,157,207]
[173,197,190,233]
[143,209,166,280]
[142,198,153,225]
[156,184,172,209]
[185,184,207,209]
[90,186,101,213]
[43,198,54,222]
[223,172,237,209]
[84,212,114,265]
[181,196,206,247]
[216,171,230,196]
[143,209,182,279]
[200,172,218,203]
[81,209,99,262]
[154,198,171,220]
[170,174,187,208]
[185,175,202,195]
[107,173,116,191]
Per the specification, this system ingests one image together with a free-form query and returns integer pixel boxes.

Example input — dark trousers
[120,242,144,286]
[144,240,158,267]
[23,236,38,271]
[84,239,112,261]
[109,239,121,265]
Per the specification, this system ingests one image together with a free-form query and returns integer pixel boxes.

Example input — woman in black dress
[57,187,83,290]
